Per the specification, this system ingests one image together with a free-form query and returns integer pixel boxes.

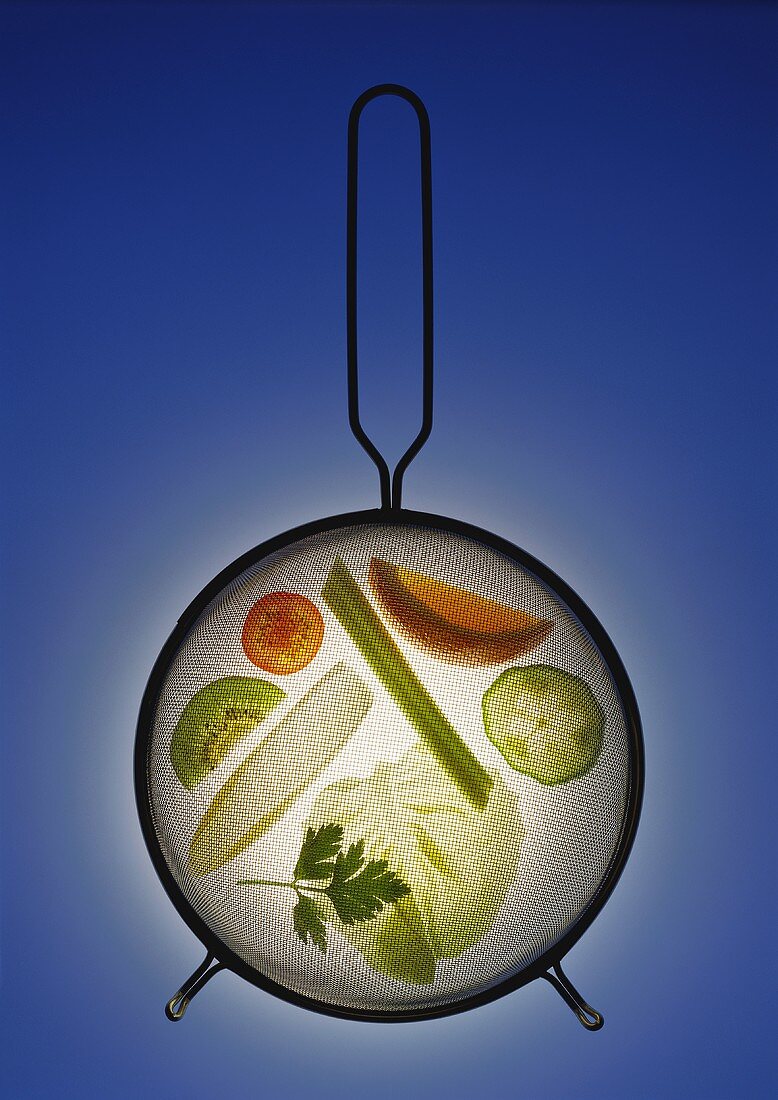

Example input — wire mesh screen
[144,522,633,1014]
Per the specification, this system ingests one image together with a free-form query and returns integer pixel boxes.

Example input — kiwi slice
[170,676,285,789]
[482,665,603,785]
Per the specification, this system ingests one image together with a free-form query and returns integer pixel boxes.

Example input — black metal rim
[134,507,644,1023]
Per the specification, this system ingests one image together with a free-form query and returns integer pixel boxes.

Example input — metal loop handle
[347,84,434,511]
[165,951,225,1021]
[542,961,605,1031]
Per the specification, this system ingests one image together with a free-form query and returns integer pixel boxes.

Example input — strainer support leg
[542,961,604,1031]
[165,951,225,1021]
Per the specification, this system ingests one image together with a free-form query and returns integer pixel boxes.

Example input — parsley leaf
[326,845,410,924]
[329,838,366,886]
[293,894,327,952]
[238,822,411,954]
[293,823,342,882]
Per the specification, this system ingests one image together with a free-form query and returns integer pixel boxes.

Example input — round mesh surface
[144,521,634,1015]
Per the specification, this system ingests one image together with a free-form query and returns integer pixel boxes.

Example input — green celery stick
[323,558,492,809]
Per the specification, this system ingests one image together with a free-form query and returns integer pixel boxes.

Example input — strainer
[135,85,643,1029]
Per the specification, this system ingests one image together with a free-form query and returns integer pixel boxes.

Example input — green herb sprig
[238,823,410,953]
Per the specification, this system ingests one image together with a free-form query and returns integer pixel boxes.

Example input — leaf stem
[237,877,332,897]
[236,878,297,890]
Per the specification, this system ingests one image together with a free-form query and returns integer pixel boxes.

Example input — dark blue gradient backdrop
[2,3,776,1098]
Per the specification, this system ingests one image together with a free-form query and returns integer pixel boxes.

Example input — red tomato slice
[242,592,324,675]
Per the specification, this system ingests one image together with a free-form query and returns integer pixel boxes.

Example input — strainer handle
[165,950,225,1021]
[347,84,434,512]
[542,961,604,1031]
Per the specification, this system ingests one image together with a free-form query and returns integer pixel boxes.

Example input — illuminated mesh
[144,522,634,1014]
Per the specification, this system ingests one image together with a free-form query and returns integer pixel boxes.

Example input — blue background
[2,2,776,1097]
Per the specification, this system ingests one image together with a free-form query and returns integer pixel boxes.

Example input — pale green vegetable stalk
[323,558,492,809]
[189,663,373,877]
[306,745,523,985]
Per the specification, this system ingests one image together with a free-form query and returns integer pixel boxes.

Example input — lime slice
[482,665,604,785]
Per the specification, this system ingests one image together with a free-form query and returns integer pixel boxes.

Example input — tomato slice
[242,592,324,675]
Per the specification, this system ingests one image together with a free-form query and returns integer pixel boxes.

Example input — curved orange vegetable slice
[368,558,552,666]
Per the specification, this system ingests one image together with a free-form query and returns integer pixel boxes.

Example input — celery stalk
[323,558,492,809]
